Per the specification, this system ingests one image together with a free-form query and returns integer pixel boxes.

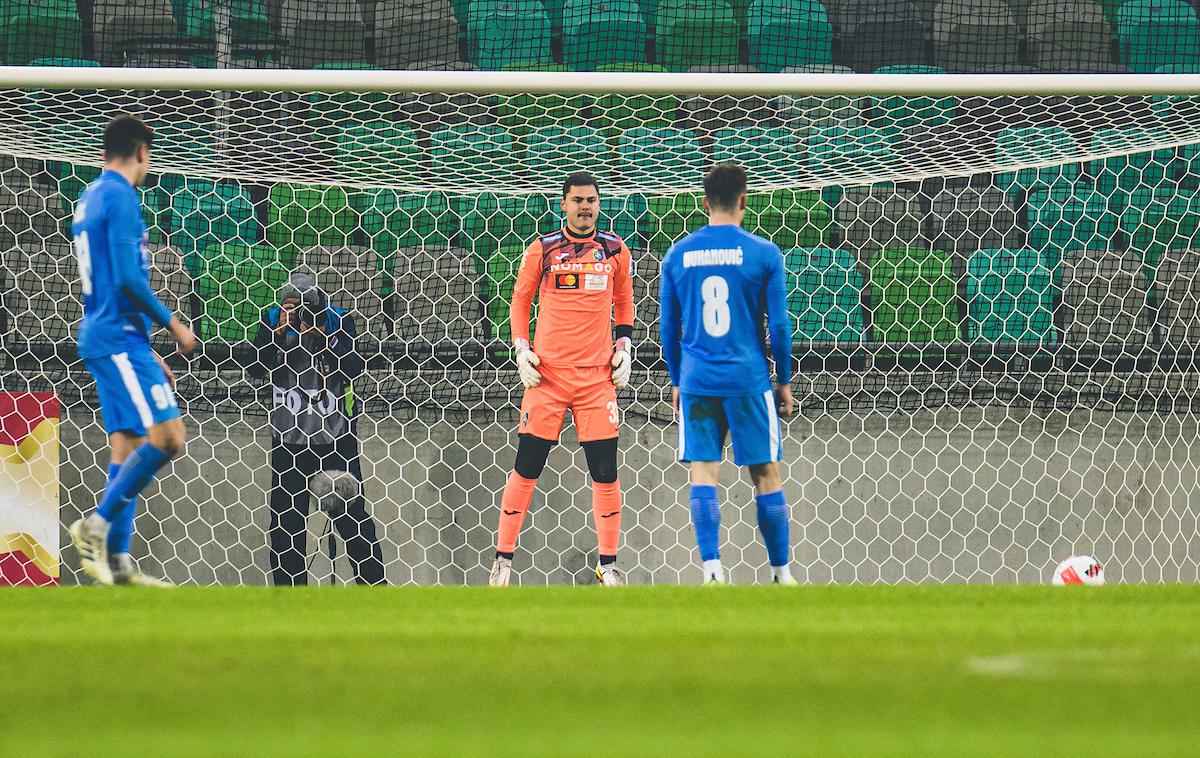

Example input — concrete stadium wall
[56,401,1200,585]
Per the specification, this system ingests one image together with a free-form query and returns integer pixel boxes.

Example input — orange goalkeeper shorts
[519,363,618,443]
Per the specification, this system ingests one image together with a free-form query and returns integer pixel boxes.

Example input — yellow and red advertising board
[0,392,59,586]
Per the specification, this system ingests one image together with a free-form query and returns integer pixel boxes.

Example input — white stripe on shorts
[112,352,154,429]
[676,399,686,461]
[763,390,780,461]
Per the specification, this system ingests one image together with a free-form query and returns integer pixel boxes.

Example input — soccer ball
[1051,555,1105,586]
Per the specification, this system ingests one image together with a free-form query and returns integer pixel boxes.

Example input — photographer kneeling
[251,272,385,585]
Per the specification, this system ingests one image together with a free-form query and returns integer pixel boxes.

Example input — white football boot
[110,554,173,587]
[594,563,625,587]
[489,556,513,587]
[69,515,112,585]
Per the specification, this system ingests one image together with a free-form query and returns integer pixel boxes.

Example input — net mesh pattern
[2,80,1200,584]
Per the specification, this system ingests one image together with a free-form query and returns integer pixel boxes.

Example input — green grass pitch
[4,585,1199,756]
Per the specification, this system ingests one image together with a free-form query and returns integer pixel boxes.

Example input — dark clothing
[252,304,385,586]
[269,436,385,586]
[252,304,365,445]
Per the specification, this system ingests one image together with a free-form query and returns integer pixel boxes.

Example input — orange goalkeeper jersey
[511,226,635,368]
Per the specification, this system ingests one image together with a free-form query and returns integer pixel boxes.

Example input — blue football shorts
[84,348,180,436]
[677,390,782,466]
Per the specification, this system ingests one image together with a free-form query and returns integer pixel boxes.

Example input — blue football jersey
[72,170,172,359]
[660,224,792,396]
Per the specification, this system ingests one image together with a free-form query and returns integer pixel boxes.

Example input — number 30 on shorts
[150,383,178,411]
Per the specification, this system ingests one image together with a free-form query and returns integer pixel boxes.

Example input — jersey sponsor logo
[555,273,579,289]
[584,273,607,291]
[549,261,615,275]
[541,232,564,245]
[683,247,744,268]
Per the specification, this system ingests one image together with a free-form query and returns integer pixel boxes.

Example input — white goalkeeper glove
[514,338,542,388]
[611,337,632,389]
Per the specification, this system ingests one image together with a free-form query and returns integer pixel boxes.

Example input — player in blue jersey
[659,164,796,585]
[68,115,196,586]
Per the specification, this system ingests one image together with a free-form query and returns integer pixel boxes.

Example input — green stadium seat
[497,64,589,139]
[870,65,956,137]
[965,248,1057,344]
[784,246,865,343]
[196,242,287,341]
[606,192,647,247]
[523,125,617,185]
[466,0,551,70]
[1116,0,1200,72]
[616,127,706,188]
[591,64,678,138]
[354,189,457,294]
[1026,180,1120,271]
[305,64,396,146]
[745,189,832,249]
[2,0,82,64]
[430,124,517,188]
[51,162,101,218]
[181,0,271,41]
[152,121,216,196]
[712,127,804,186]
[655,0,740,72]
[995,126,1081,193]
[563,0,648,70]
[27,56,98,67]
[869,246,959,346]
[139,185,169,245]
[480,245,529,342]
[170,180,258,273]
[747,0,833,72]
[460,193,559,257]
[807,126,898,182]
[335,122,423,185]
[266,183,356,262]
[1121,186,1200,280]
[646,193,706,254]
[1088,127,1174,197]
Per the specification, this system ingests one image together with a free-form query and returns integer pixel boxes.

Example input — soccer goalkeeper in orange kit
[489,172,635,587]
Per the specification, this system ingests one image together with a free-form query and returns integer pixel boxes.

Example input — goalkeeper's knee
[513,434,554,480]
[309,469,361,514]
[582,438,618,484]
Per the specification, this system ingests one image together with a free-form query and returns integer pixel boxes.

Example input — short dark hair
[562,172,599,199]
[704,163,747,212]
[103,115,153,159]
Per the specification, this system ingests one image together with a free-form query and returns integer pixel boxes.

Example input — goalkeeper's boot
[489,556,512,587]
[110,553,173,588]
[594,563,625,587]
[69,515,112,585]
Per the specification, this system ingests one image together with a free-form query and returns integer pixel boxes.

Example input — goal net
[3,69,1200,585]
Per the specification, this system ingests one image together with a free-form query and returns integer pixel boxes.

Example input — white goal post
[1,67,1199,585]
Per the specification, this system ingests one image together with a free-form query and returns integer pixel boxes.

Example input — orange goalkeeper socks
[497,471,537,554]
[592,479,623,558]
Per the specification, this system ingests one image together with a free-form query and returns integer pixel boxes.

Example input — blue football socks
[755,489,790,568]
[104,462,137,555]
[96,444,172,532]
[689,484,721,561]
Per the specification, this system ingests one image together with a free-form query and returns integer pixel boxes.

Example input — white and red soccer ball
[1051,555,1105,586]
